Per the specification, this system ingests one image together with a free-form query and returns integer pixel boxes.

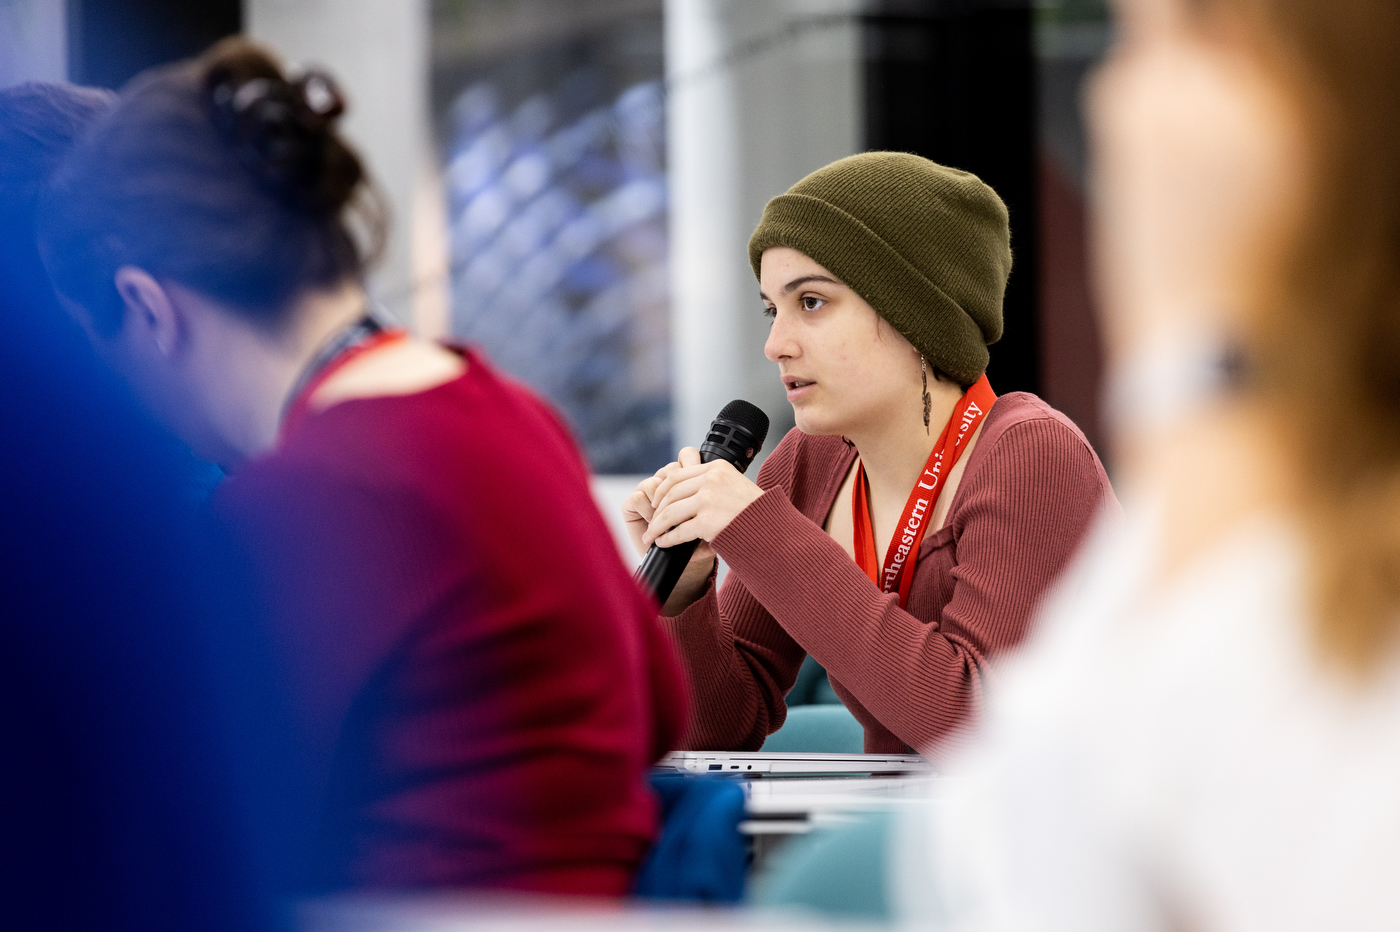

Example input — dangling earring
[921,355,932,434]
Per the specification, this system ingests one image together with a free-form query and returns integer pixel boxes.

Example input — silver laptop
[660,750,926,776]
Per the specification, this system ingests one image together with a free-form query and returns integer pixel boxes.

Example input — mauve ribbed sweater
[662,392,1115,758]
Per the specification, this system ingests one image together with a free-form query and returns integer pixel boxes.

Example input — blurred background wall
[3,0,1110,481]
[1036,0,1109,463]
[667,0,862,463]
[0,0,66,85]
[245,0,450,337]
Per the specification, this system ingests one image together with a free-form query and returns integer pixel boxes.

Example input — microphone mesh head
[718,400,770,449]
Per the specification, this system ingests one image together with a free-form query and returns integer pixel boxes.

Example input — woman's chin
[792,409,842,437]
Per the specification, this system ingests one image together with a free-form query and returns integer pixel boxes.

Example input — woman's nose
[764,311,798,362]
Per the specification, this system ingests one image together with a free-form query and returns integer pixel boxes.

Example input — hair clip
[296,71,344,119]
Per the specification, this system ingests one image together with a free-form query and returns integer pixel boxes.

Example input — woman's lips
[784,378,816,401]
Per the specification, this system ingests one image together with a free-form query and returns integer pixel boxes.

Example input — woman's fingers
[643,458,766,547]
[646,475,708,542]
[653,520,702,550]
[645,448,704,508]
[645,485,705,546]
[621,489,657,556]
[652,447,697,483]
[623,474,669,556]
[652,472,707,519]
[646,494,702,549]
[640,453,765,549]
[629,450,711,555]
[624,477,662,523]
[650,463,710,509]
[622,489,653,524]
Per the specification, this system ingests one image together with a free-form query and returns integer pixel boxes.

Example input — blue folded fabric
[633,773,747,902]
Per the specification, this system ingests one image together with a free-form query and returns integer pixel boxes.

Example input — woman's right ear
[113,266,182,358]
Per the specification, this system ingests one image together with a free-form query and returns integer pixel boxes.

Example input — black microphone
[635,400,770,606]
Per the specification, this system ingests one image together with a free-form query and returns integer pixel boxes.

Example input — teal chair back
[751,812,894,920]
[787,655,841,705]
[760,703,865,754]
[751,807,946,923]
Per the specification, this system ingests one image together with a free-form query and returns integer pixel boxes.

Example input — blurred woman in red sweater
[625,154,1115,758]
[40,39,685,895]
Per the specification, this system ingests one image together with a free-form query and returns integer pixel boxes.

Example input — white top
[925,505,1400,932]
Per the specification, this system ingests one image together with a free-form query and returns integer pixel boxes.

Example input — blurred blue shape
[561,255,620,297]
[457,182,512,248]
[502,148,552,201]
[447,124,510,202]
[0,81,307,932]
[448,82,499,137]
[509,93,554,142]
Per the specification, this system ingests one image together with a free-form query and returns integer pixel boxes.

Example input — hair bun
[204,53,361,215]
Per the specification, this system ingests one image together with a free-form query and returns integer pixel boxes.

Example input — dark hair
[39,37,385,334]
[0,82,115,315]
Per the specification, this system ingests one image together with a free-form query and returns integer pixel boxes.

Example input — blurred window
[433,1,670,473]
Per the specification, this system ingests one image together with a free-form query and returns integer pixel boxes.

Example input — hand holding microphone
[626,401,769,608]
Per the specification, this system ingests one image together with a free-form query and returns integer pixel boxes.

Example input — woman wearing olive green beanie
[623,152,1115,756]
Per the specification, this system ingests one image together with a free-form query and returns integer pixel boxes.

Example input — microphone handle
[634,448,722,606]
[634,538,702,608]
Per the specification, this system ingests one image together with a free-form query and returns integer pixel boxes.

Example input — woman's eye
[762,305,776,319]
[801,295,825,311]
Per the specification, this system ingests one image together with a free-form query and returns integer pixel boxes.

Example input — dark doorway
[67,0,241,89]
[863,1,1039,397]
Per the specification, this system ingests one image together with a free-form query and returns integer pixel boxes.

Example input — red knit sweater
[663,392,1113,758]
[211,349,686,895]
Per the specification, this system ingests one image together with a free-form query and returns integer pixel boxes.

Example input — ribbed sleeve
[661,392,1114,759]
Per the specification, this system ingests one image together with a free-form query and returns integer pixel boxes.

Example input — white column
[665,0,861,457]
[0,0,66,87]
[666,0,746,456]
[245,0,449,337]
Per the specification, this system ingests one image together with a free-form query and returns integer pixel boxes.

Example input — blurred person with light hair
[926,1,1400,930]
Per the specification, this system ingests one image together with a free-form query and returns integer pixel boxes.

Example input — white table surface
[744,774,938,815]
[738,773,940,836]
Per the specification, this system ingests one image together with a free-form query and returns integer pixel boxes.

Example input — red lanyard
[280,326,407,440]
[852,374,996,607]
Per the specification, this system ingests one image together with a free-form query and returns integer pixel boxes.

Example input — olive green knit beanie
[748,152,1011,386]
